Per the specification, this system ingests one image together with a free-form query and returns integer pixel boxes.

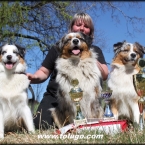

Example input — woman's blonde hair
[68,12,94,39]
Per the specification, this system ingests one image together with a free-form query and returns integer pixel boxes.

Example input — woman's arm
[27,66,52,84]
[97,61,109,81]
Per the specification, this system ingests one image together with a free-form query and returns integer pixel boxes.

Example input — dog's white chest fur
[0,73,34,138]
[0,74,30,98]
[108,65,137,95]
[56,50,101,97]
[0,74,30,129]
[55,50,102,119]
[56,50,101,95]
[108,64,139,122]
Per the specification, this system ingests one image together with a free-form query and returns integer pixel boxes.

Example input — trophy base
[139,113,144,130]
[103,116,116,121]
[104,114,114,118]
[74,118,87,126]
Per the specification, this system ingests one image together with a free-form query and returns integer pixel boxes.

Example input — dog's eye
[13,51,18,55]
[135,50,139,54]
[64,39,71,44]
[79,38,85,42]
[67,39,71,42]
[123,49,128,52]
[1,51,6,55]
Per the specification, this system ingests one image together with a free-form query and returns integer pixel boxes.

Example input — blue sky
[26,2,145,102]
[91,2,145,70]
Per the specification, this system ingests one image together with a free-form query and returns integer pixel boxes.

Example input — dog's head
[57,32,93,59]
[113,40,145,66]
[0,43,26,70]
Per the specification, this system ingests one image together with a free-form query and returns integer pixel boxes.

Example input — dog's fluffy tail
[28,85,35,114]
[49,108,69,129]
[90,99,104,118]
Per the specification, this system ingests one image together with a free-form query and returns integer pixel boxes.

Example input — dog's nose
[7,55,12,60]
[131,53,136,58]
[73,39,79,45]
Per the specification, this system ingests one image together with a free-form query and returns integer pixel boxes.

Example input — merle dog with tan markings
[108,40,145,123]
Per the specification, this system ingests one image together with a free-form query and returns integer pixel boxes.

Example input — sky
[26,2,145,102]
[90,1,145,70]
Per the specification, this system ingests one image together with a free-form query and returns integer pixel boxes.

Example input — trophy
[101,90,114,118]
[133,58,145,130]
[69,79,87,126]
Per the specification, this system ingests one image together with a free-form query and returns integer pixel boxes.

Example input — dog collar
[13,72,26,75]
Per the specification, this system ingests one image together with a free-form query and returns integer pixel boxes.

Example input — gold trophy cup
[69,79,87,126]
[133,58,145,130]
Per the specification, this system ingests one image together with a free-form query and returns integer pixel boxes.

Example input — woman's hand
[26,66,52,84]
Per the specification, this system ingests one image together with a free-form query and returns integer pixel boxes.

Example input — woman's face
[71,19,91,36]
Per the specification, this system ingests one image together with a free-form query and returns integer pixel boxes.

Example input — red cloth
[79,120,128,131]
[55,120,128,135]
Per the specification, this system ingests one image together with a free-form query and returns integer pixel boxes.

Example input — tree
[0,1,72,53]
[0,1,144,52]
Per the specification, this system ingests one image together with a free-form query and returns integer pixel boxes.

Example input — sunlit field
[1,123,145,144]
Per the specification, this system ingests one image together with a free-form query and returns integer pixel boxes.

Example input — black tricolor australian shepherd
[0,44,35,139]
[50,32,104,128]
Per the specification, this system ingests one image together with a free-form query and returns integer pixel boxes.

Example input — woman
[27,12,109,129]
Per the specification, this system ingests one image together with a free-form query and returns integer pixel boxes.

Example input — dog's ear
[58,34,67,50]
[134,42,145,57]
[80,32,93,48]
[0,45,4,54]
[0,46,2,54]
[54,34,67,56]
[15,44,25,58]
[0,43,7,54]
[113,40,126,55]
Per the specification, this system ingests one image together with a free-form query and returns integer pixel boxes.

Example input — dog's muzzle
[130,53,136,59]
[73,39,79,45]
[7,55,12,60]
[70,38,81,55]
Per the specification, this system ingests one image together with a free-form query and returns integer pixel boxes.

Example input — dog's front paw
[28,130,35,134]
[113,114,118,120]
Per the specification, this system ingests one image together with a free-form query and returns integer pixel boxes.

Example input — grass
[0,103,145,144]
[1,124,145,144]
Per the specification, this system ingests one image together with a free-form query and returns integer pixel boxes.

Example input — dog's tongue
[72,50,80,55]
[6,64,13,69]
